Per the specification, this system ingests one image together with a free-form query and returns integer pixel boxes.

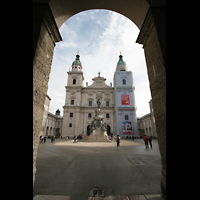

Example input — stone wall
[136,7,166,198]
[33,22,55,185]
[33,3,62,185]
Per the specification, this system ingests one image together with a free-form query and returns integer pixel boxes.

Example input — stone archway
[46,126,49,136]
[87,125,91,135]
[33,0,166,197]
[107,125,111,136]
[55,128,60,138]
[149,127,151,136]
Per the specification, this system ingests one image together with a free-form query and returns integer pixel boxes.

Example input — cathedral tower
[113,54,138,137]
[62,53,84,137]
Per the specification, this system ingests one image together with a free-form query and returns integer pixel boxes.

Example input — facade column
[33,3,62,186]
[136,6,166,199]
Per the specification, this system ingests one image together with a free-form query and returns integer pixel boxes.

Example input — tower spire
[116,53,127,71]
[71,53,82,71]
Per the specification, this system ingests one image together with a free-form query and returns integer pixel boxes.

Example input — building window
[89,101,92,106]
[106,101,109,106]
[70,112,73,117]
[123,79,126,85]
[125,115,129,120]
[88,113,91,118]
[73,79,76,84]
[106,113,109,118]
[69,123,72,127]
[71,100,74,105]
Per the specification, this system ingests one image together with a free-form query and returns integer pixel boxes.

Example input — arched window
[73,79,76,84]
[122,79,126,85]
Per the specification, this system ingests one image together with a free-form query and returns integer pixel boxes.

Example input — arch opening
[33,1,166,197]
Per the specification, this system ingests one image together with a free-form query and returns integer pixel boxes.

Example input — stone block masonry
[33,3,62,185]
[136,7,166,198]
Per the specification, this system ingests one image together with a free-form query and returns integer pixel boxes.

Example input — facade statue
[97,98,101,108]
[101,123,107,132]
[89,121,95,135]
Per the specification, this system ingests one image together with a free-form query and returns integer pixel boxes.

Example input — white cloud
[47,10,151,117]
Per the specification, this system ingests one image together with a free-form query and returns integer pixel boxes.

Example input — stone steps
[80,135,112,143]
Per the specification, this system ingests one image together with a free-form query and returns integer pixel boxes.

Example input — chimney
[86,82,88,86]
[110,82,112,86]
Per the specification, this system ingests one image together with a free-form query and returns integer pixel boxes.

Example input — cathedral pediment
[87,72,112,88]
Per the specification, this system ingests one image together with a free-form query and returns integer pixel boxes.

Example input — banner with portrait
[122,121,132,134]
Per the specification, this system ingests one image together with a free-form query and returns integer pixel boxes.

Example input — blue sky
[47,9,152,117]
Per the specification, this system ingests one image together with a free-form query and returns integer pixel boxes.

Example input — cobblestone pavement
[33,138,162,199]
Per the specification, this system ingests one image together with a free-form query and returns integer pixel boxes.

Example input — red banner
[123,131,132,134]
[121,95,130,105]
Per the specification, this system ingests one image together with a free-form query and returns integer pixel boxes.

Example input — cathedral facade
[62,53,138,137]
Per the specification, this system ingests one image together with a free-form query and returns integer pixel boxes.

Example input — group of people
[143,135,153,148]
[40,134,152,149]
[40,135,56,143]
[40,135,47,143]
[73,134,83,143]
[115,134,153,150]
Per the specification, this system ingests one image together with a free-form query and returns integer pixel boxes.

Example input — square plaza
[33,138,163,199]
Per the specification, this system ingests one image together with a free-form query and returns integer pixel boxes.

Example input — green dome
[72,54,82,66]
[117,55,126,66]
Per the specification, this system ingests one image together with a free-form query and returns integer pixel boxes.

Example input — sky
[47,9,152,118]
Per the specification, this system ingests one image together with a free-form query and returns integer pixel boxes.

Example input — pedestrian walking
[143,135,148,148]
[116,135,120,150]
[41,136,44,143]
[149,136,152,148]
[74,135,77,143]
[66,136,68,142]
[44,136,46,143]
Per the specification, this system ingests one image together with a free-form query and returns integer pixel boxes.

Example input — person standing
[41,136,44,143]
[74,135,77,143]
[44,136,46,143]
[143,135,148,148]
[116,135,120,150]
[149,136,152,148]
